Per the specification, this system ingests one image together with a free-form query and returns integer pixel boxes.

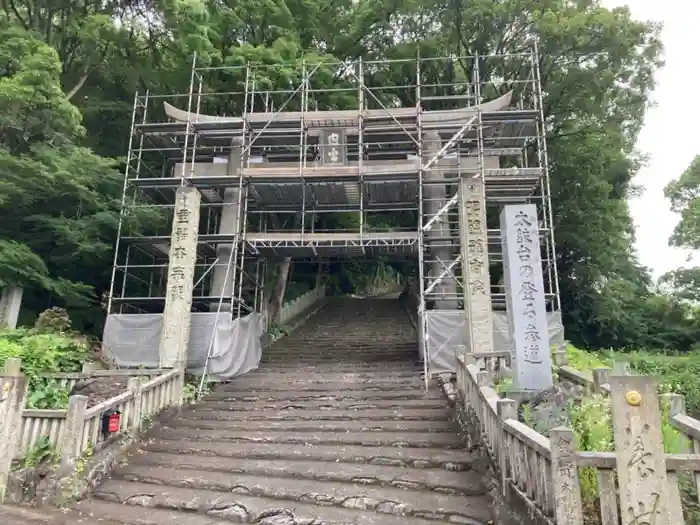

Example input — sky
[601,0,699,279]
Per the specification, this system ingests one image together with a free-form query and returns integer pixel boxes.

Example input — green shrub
[626,350,700,416]
[559,345,695,515]
[0,328,89,409]
[565,345,700,416]
[26,379,70,409]
[565,344,611,372]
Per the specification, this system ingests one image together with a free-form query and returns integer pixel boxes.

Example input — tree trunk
[267,257,291,324]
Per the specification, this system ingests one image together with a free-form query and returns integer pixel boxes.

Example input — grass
[491,344,698,512]
[554,344,700,522]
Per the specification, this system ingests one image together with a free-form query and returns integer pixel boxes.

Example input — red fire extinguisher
[101,409,121,438]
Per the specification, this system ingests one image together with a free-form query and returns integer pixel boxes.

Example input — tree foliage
[659,156,700,316]
[0,0,690,350]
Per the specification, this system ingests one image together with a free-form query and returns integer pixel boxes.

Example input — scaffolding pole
[106,91,141,315]
[106,51,561,386]
[533,39,561,310]
[415,53,430,390]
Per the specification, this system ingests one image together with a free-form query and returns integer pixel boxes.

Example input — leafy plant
[182,375,214,404]
[20,437,58,468]
[267,323,288,341]
[566,344,612,372]
[26,379,70,409]
[0,327,89,407]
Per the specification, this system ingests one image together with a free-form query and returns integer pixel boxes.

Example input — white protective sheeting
[424,310,565,375]
[102,312,263,378]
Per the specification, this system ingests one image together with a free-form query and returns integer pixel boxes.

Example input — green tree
[659,155,700,306]
[0,22,157,330]
[0,0,673,348]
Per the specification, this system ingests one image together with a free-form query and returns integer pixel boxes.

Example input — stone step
[193,398,447,411]
[143,440,475,470]
[126,454,486,496]
[149,427,464,448]
[0,505,115,525]
[270,340,415,344]
[182,407,453,421]
[262,350,416,355]
[76,487,484,525]
[92,478,491,524]
[266,345,415,348]
[260,355,418,363]
[73,501,225,525]
[231,370,423,381]
[266,344,416,350]
[255,363,421,371]
[218,381,426,393]
[167,418,456,433]
[204,389,442,402]
[259,360,419,367]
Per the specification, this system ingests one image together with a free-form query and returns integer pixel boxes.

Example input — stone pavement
[6,298,494,524]
[0,504,121,524]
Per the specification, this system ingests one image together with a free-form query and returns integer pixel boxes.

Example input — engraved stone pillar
[458,176,493,355]
[422,131,458,309]
[609,376,672,525]
[209,138,245,312]
[0,286,23,329]
[500,204,553,390]
[159,186,201,368]
[550,427,585,524]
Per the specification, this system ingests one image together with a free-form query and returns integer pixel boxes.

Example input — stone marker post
[550,427,585,524]
[458,176,494,357]
[0,286,23,329]
[0,358,28,503]
[60,394,88,467]
[609,375,670,525]
[159,186,201,368]
[500,204,553,391]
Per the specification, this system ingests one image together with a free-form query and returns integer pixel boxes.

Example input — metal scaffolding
[106,47,560,346]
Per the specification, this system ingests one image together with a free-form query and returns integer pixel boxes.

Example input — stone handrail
[17,409,67,457]
[480,349,700,524]
[277,285,325,326]
[456,353,557,523]
[39,367,166,393]
[550,350,700,523]
[75,368,182,460]
[0,359,184,502]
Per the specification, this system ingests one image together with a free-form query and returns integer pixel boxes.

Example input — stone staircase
[65,298,492,524]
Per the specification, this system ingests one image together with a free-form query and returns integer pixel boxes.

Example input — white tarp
[102,312,263,378]
[424,310,565,375]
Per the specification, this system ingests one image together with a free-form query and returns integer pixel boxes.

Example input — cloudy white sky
[601,0,699,279]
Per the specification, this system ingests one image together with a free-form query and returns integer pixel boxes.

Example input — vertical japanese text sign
[159,186,201,368]
[500,204,553,390]
[459,178,494,355]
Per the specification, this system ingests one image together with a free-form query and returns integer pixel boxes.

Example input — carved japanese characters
[159,186,201,368]
[500,204,553,390]
[458,178,494,356]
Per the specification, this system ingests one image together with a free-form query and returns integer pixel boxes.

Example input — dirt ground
[69,377,133,408]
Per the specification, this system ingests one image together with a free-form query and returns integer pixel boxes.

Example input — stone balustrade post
[60,395,88,467]
[550,427,585,524]
[609,375,675,525]
[128,378,143,436]
[496,398,517,496]
[592,368,610,393]
[0,358,27,503]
